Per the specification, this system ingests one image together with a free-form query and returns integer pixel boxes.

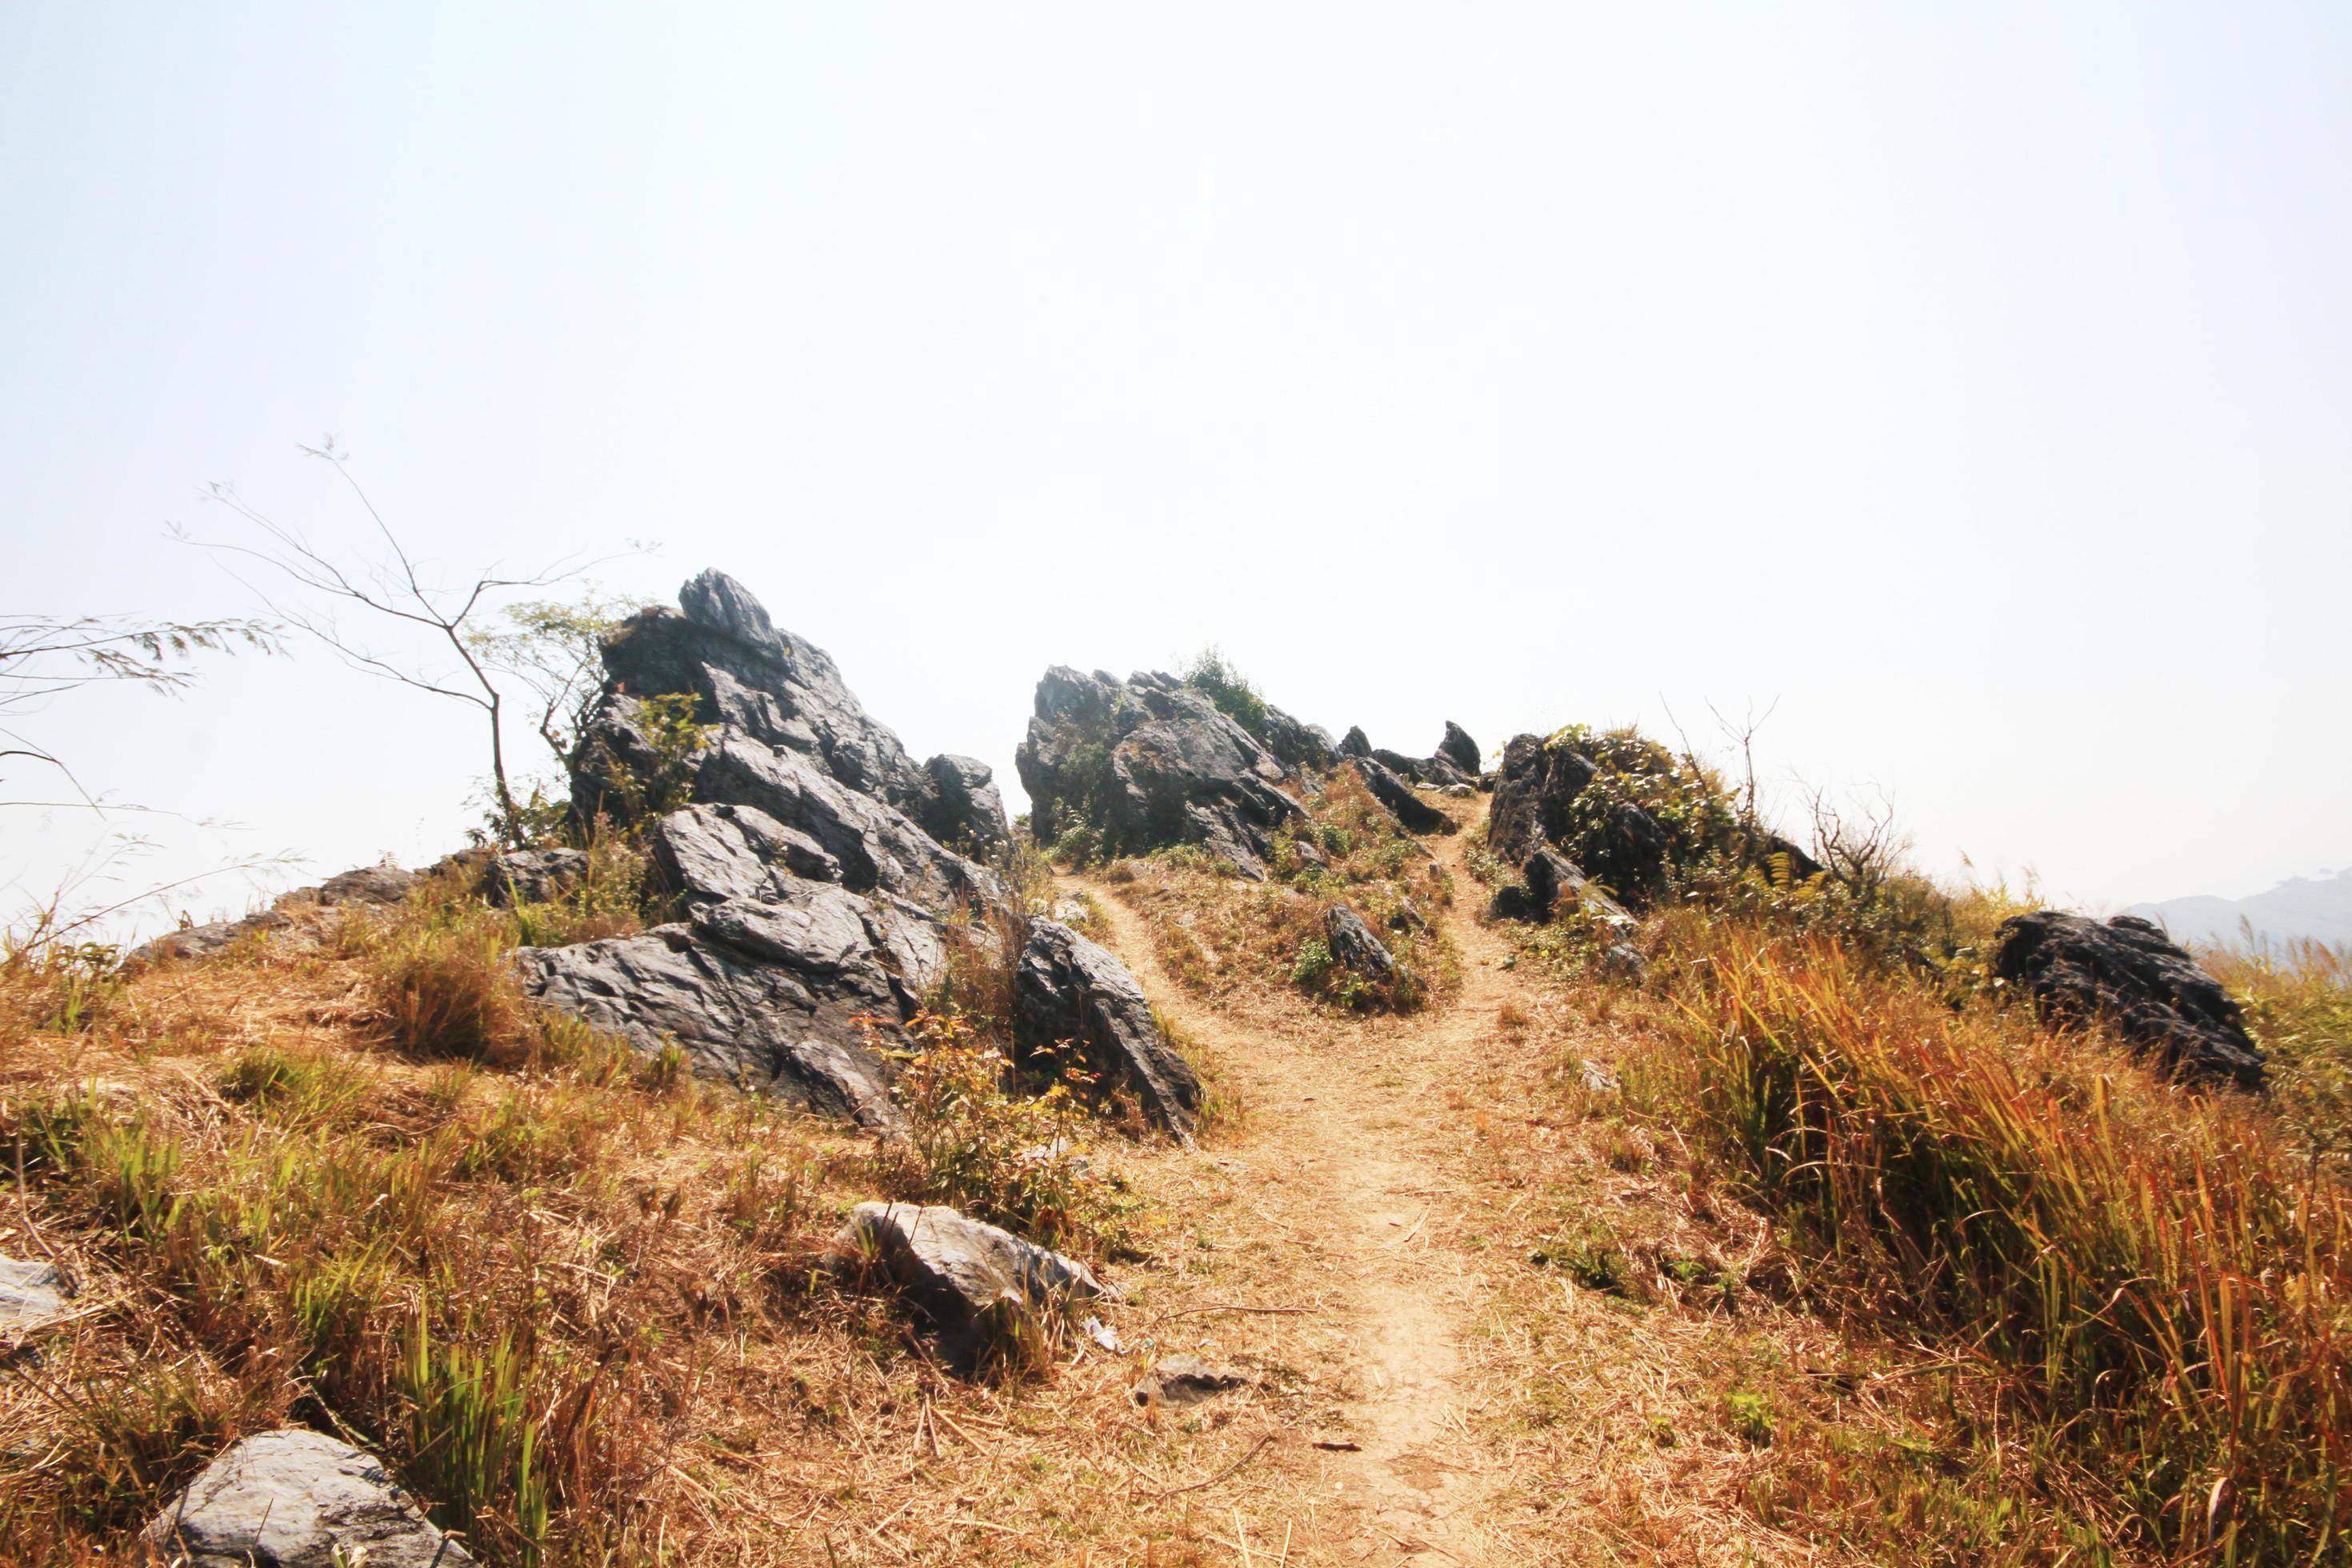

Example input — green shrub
[1178,646,1269,738]
[866,1010,1138,1258]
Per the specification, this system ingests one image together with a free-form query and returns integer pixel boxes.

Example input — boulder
[131,910,291,965]
[1338,725,1373,760]
[315,865,418,908]
[1992,912,2266,1090]
[1323,905,1397,980]
[0,1256,70,1330]
[1261,704,1338,772]
[146,1428,472,1568]
[918,753,1012,857]
[1014,666,1308,879]
[834,1201,1108,1366]
[520,804,949,1130]
[1015,920,1202,1138]
[579,570,934,814]
[1133,1353,1251,1406]
[482,847,590,906]
[129,858,422,966]
[1437,721,1481,775]
[1487,734,1596,866]
[1351,757,1454,836]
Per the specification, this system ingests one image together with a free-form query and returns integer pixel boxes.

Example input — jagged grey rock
[919,753,1011,857]
[834,1201,1108,1366]
[1487,734,1598,866]
[315,865,419,908]
[1133,1353,1251,1406]
[145,1428,472,1568]
[521,802,946,1130]
[482,847,590,906]
[522,574,1018,1130]
[1261,704,1337,772]
[1993,912,2266,1090]
[129,858,421,966]
[1351,757,1454,836]
[573,569,1009,851]
[1437,721,1481,775]
[0,1257,70,1330]
[1015,919,1202,1137]
[1323,905,1397,980]
[1338,725,1373,759]
[1014,666,1307,879]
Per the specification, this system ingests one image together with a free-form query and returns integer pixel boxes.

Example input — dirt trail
[1070,826,1531,1563]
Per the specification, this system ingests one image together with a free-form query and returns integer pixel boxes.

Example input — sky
[5,4,2349,938]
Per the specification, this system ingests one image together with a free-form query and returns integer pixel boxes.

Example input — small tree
[182,441,632,848]
[467,593,650,769]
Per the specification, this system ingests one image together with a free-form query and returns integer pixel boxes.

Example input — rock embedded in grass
[1323,904,1398,980]
[146,1428,472,1568]
[1993,910,2267,1089]
[1133,1353,1251,1406]
[0,1257,70,1330]
[1015,919,1203,1138]
[834,1201,1109,1367]
[1351,755,1454,836]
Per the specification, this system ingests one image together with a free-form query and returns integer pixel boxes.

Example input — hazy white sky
[6,4,2348,935]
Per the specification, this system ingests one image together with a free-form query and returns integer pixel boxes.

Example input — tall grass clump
[1657,916,2351,1559]
[2204,938,2352,1181]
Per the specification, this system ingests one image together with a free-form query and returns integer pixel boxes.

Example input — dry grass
[0,888,1305,1567]
[1098,771,1463,1016]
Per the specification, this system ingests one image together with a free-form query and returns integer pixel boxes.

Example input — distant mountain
[2127,869,2352,952]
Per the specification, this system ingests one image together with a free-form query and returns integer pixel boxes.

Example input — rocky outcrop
[1261,705,1338,772]
[1338,725,1372,761]
[1486,734,1677,905]
[573,569,1010,855]
[919,754,1011,857]
[482,847,590,906]
[1015,920,1202,1137]
[1992,912,2266,1089]
[522,574,1014,1128]
[130,861,419,965]
[1352,757,1454,836]
[834,1201,1108,1366]
[1323,905,1397,980]
[1488,734,1596,866]
[146,1429,472,1568]
[1437,721,1481,776]
[1014,667,1308,878]
[520,802,951,1130]
[0,1257,70,1330]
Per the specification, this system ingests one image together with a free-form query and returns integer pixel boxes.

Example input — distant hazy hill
[2128,868,2352,952]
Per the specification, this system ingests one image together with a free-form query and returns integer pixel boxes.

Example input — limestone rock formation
[834,1201,1108,1366]
[1323,904,1397,980]
[1437,721,1482,776]
[1352,756,1454,836]
[129,861,419,966]
[1014,666,1308,879]
[573,568,1011,854]
[1015,919,1202,1138]
[482,847,590,906]
[146,1429,472,1568]
[1992,911,2266,1089]
[522,573,1017,1127]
